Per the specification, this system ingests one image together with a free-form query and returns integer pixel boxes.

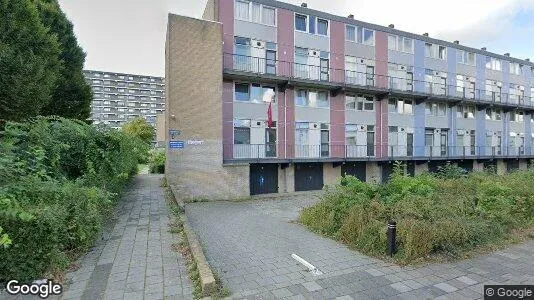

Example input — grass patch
[300,162,534,265]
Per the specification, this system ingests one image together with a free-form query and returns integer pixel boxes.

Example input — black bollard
[387,220,397,257]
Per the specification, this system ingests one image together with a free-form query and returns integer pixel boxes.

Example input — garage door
[250,164,278,195]
[457,160,473,172]
[341,162,366,182]
[294,163,323,191]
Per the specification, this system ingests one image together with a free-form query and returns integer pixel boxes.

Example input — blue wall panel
[476,109,486,155]
[447,48,457,97]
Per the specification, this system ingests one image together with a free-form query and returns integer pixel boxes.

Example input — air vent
[301,2,307,7]
[348,14,354,19]
[423,33,429,37]
[454,40,460,44]
[504,53,510,57]
[481,47,487,51]
[256,121,261,126]
[526,58,530,62]
[313,123,318,128]
[257,42,261,46]
[388,24,394,28]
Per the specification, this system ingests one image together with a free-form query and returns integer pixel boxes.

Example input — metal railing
[224,53,534,108]
[224,143,534,160]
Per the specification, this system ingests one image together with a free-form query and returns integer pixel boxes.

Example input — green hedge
[301,163,534,263]
[0,117,147,281]
[148,149,165,174]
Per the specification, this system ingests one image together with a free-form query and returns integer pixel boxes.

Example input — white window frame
[295,89,329,108]
[316,18,329,36]
[425,43,447,60]
[235,0,277,26]
[457,50,476,66]
[388,35,414,54]
[295,13,308,32]
[346,25,374,46]
[345,94,375,111]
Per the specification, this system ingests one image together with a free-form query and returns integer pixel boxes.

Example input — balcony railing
[224,53,534,108]
[224,143,533,160]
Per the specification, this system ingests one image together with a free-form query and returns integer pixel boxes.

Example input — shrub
[0,117,141,281]
[300,169,534,264]
[149,150,166,174]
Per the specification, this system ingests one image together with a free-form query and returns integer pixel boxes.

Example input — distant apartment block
[84,70,165,129]
[166,0,534,200]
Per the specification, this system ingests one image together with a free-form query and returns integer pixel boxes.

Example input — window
[251,2,261,23]
[486,108,502,121]
[234,122,251,145]
[317,19,328,35]
[296,89,308,106]
[295,14,307,31]
[363,29,375,45]
[346,94,374,111]
[457,50,476,66]
[426,102,447,116]
[388,35,413,53]
[510,62,522,75]
[235,83,275,103]
[296,90,329,108]
[346,25,356,42]
[388,35,397,51]
[425,43,447,60]
[317,91,329,108]
[235,83,249,101]
[511,111,524,122]
[262,6,276,25]
[235,1,276,26]
[389,99,412,114]
[486,57,502,71]
[346,25,373,45]
[457,105,475,119]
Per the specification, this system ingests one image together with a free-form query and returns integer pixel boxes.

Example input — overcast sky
[58,0,534,77]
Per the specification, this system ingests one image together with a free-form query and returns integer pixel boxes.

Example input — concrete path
[59,175,193,300]
[186,195,534,299]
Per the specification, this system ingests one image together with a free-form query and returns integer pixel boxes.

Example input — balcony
[223,53,534,110]
[223,143,534,163]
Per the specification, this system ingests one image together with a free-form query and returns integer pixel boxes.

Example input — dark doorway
[407,162,415,177]
[507,160,519,172]
[428,161,446,173]
[341,162,366,182]
[250,164,278,195]
[294,163,324,191]
[483,161,497,174]
[457,160,473,172]
[381,163,394,183]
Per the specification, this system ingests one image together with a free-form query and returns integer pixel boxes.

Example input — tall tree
[123,117,155,145]
[35,0,93,120]
[0,0,61,122]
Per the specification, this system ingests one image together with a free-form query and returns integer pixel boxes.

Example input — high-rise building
[84,70,165,129]
[165,0,534,200]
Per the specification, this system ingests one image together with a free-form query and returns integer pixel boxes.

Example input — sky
[58,0,534,77]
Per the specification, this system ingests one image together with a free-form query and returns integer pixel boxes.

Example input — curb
[169,185,218,296]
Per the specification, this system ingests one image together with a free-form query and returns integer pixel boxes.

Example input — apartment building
[84,70,165,129]
[166,0,534,200]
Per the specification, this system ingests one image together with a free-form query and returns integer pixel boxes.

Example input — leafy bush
[149,150,166,174]
[0,117,142,281]
[301,166,534,264]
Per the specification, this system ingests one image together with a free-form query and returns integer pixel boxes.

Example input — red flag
[267,102,273,128]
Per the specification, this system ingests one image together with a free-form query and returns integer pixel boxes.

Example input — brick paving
[186,195,534,299]
[57,174,193,300]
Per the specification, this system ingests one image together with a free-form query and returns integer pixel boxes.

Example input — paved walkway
[59,175,193,300]
[186,195,534,299]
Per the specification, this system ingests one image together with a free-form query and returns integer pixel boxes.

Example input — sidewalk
[59,175,193,300]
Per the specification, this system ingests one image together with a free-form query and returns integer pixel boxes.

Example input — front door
[250,164,278,195]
